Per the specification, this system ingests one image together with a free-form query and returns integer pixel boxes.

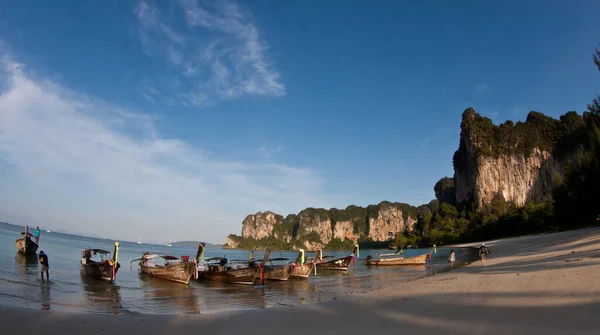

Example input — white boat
[137,237,142,244]
[167,241,172,247]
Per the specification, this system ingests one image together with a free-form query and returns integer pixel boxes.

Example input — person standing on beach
[449,249,456,268]
[479,243,490,265]
[39,250,49,282]
[34,226,41,244]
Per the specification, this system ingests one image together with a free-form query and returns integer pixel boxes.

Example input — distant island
[171,241,221,249]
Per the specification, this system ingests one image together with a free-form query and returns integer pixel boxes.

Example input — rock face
[224,202,421,250]
[333,221,359,242]
[225,236,239,249]
[295,209,332,250]
[465,149,562,208]
[453,108,567,208]
[367,202,416,241]
[241,211,280,240]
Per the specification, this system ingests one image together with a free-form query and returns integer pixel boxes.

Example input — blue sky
[0,0,599,244]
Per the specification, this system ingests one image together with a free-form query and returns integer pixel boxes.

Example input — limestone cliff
[225,201,422,250]
[367,201,417,241]
[241,211,281,240]
[453,108,572,208]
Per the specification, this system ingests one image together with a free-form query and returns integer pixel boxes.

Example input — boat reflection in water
[139,274,200,314]
[81,274,123,314]
[15,252,39,277]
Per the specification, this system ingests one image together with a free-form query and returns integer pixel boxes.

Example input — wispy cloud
[0,55,318,243]
[259,145,284,159]
[135,77,162,104]
[421,127,451,148]
[133,0,285,106]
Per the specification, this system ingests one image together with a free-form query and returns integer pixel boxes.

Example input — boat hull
[364,253,429,266]
[200,266,258,285]
[15,238,38,255]
[290,262,315,279]
[139,261,195,285]
[263,264,293,281]
[315,255,353,271]
[81,260,120,282]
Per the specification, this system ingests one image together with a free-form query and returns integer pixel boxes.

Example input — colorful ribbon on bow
[259,264,265,285]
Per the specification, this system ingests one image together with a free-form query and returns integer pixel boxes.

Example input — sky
[0,0,599,244]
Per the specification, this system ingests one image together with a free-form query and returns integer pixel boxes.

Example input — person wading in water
[39,250,50,282]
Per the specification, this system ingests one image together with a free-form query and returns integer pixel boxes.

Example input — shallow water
[0,222,476,314]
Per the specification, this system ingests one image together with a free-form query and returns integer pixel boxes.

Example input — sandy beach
[2,226,599,335]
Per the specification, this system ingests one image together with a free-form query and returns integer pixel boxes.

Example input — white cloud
[0,56,320,244]
[133,0,284,106]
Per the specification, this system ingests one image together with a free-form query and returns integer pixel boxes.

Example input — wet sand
[2,226,600,335]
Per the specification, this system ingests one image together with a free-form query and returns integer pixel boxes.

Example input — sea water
[0,222,476,315]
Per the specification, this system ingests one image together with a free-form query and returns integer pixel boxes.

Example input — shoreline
[2,226,600,334]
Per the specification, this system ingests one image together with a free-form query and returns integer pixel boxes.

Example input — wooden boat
[364,252,430,266]
[132,244,203,285]
[15,225,38,255]
[263,258,294,281]
[315,244,359,271]
[80,242,121,282]
[196,246,272,285]
[199,258,260,284]
[290,249,318,279]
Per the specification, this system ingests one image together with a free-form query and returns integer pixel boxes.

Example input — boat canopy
[378,252,403,258]
[230,259,250,262]
[89,249,111,254]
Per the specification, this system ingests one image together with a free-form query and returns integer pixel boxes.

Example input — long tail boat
[15,225,39,255]
[197,246,272,285]
[197,257,258,284]
[364,251,432,266]
[290,249,318,279]
[262,258,294,281]
[80,242,121,282]
[315,244,359,271]
[131,244,203,285]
